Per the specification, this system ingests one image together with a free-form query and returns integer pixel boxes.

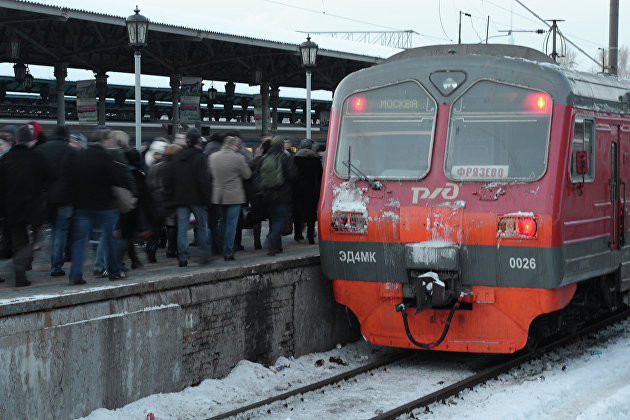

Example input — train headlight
[497,215,537,239]
[331,211,368,234]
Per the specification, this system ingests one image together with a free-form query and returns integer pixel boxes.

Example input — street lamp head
[13,61,26,83]
[299,35,318,69]
[126,6,149,50]
[23,69,34,91]
[225,81,235,97]
[208,86,217,101]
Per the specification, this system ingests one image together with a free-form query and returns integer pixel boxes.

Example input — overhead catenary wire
[468,14,484,42]
[262,0,449,42]
[438,0,454,42]
[514,0,600,67]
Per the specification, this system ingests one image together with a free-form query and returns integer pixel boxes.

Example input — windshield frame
[333,79,438,181]
[444,78,552,183]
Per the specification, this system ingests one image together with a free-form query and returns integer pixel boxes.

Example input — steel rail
[370,307,630,420]
[204,350,413,420]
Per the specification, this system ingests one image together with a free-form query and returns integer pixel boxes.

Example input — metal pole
[486,16,490,44]
[54,63,66,128]
[609,0,619,75]
[134,50,141,152]
[551,20,558,62]
[306,69,312,139]
[458,12,462,44]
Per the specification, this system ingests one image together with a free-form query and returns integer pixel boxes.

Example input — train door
[621,124,630,246]
[610,125,625,249]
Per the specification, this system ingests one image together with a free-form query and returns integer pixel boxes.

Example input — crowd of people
[0,123,323,287]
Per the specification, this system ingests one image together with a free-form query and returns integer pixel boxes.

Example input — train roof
[337,44,630,115]
[385,44,556,64]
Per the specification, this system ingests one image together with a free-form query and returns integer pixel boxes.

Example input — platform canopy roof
[0,0,391,92]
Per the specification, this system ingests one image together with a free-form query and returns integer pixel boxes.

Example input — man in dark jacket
[259,135,297,256]
[0,125,48,286]
[292,139,323,244]
[36,126,77,277]
[67,127,129,284]
[0,125,17,264]
[165,128,212,267]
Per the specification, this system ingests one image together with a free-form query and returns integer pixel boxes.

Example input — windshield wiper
[343,146,382,190]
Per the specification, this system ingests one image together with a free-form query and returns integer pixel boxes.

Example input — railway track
[372,307,630,420]
[204,350,414,420]
[204,307,630,420]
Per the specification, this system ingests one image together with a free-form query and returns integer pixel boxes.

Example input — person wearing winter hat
[0,125,48,286]
[0,125,16,157]
[145,138,169,169]
[69,131,88,150]
[29,120,46,146]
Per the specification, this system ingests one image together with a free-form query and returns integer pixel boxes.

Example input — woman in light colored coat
[209,136,251,260]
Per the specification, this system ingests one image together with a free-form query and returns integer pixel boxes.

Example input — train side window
[570,118,595,182]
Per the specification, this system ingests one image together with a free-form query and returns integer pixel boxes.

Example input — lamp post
[126,6,149,152]
[299,35,318,139]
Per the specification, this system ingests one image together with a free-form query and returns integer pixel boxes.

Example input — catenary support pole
[609,0,619,75]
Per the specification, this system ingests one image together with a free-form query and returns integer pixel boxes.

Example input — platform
[0,225,360,420]
[0,224,314,310]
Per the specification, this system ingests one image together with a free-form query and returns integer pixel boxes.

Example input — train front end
[318,47,576,353]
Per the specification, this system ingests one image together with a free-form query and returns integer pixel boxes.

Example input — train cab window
[334,81,437,179]
[445,80,552,182]
[570,118,595,182]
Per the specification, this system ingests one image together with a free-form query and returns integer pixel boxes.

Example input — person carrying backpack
[258,135,297,256]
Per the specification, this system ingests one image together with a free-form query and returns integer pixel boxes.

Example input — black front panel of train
[320,239,616,289]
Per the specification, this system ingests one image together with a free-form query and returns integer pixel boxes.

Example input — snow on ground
[80,319,630,420]
[412,319,630,420]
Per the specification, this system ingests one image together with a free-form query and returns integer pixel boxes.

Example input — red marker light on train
[350,96,366,112]
[518,217,537,237]
[497,215,537,239]
[525,92,551,113]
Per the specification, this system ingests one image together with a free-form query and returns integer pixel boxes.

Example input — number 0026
[509,257,536,270]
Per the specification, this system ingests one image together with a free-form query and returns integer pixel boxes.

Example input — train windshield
[445,80,551,182]
[334,81,436,179]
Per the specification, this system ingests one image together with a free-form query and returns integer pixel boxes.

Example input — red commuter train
[318,44,630,353]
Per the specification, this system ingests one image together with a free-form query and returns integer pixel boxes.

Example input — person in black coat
[292,139,323,244]
[0,125,17,263]
[67,127,129,284]
[164,128,212,267]
[119,148,156,269]
[36,126,77,277]
[0,125,48,286]
[258,136,297,255]
[248,138,271,250]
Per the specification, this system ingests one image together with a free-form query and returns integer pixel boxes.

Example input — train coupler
[409,271,450,314]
